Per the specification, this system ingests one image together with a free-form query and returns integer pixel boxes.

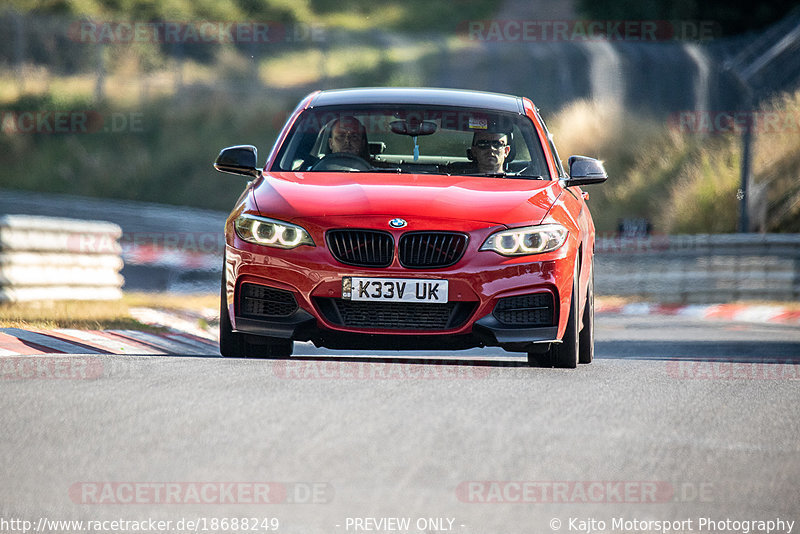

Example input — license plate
[342,277,448,303]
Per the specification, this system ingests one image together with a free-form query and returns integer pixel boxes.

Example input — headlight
[234,214,314,249]
[480,223,568,256]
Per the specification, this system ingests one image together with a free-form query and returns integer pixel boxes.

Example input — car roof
[308,87,526,114]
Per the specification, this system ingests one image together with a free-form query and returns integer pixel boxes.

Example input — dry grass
[659,137,740,233]
[0,298,143,330]
[123,292,218,311]
[0,65,179,107]
[257,42,437,89]
[0,292,217,330]
[753,90,800,171]
[547,99,665,163]
[548,89,800,234]
[753,91,800,231]
[547,99,672,232]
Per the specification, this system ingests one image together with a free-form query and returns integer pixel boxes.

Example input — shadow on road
[596,340,800,363]
[278,354,532,368]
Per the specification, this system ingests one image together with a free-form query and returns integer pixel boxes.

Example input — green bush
[0,91,289,210]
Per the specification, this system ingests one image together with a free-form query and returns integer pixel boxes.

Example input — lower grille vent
[240,283,298,318]
[315,298,476,330]
[493,293,553,326]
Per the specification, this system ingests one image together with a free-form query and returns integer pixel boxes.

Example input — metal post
[738,105,752,233]
[94,43,105,102]
[174,41,184,92]
[726,70,754,234]
[13,11,25,93]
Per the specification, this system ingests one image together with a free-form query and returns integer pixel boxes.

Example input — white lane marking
[162,333,219,356]
[56,329,164,355]
[0,328,104,354]
[113,330,213,355]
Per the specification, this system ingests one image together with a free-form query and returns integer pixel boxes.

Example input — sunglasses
[473,140,508,150]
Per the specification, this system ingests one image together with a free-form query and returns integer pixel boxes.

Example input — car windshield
[271,105,550,178]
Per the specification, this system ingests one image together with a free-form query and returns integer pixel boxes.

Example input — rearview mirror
[389,119,437,136]
[214,145,259,178]
[564,155,608,187]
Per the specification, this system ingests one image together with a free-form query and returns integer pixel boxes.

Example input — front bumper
[224,233,573,351]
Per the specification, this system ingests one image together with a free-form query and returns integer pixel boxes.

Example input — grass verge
[1,293,796,332]
[547,90,800,233]
[0,292,217,330]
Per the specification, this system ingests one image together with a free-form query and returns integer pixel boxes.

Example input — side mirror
[564,155,608,187]
[214,145,259,178]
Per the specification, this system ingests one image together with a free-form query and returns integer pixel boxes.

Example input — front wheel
[219,278,246,357]
[578,260,594,364]
[219,277,293,359]
[528,260,579,368]
[245,337,293,359]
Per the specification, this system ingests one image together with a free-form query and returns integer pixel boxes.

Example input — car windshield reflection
[271,105,550,178]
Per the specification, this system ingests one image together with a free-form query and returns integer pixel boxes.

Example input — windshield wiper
[459,172,546,179]
[369,168,453,176]
[459,172,507,178]
[367,167,404,173]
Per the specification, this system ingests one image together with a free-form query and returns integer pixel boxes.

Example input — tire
[246,337,293,359]
[219,275,247,357]
[528,260,579,368]
[218,272,293,359]
[526,347,551,367]
[578,260,594,364]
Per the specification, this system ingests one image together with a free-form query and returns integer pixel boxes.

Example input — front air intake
[326,229,394,267]
[398,232,468,269]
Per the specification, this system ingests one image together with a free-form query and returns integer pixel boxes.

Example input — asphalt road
[1,315,799,534]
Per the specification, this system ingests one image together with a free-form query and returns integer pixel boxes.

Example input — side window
[547,134,567,178]
[515,120,550,178]
[536,111,567,179]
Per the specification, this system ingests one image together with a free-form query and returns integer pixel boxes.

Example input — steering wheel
[311,153,372,172]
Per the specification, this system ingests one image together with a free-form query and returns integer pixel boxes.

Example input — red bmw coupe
[214,88,607,367]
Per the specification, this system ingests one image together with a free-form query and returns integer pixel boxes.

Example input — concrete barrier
[595,234,800,303]
[0,215,124,302]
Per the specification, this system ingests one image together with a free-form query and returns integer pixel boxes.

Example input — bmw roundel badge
[389,218,407,228]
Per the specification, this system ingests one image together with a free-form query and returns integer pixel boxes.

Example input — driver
[328,116,370,160]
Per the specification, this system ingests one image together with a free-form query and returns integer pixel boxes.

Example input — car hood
[252,172,560,226]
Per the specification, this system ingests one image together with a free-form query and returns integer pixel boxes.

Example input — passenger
[469,130,511,174]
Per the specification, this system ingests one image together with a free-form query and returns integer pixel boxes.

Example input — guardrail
[0,215,124,302]
[2,211,797,304]
[595,233,800,303]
